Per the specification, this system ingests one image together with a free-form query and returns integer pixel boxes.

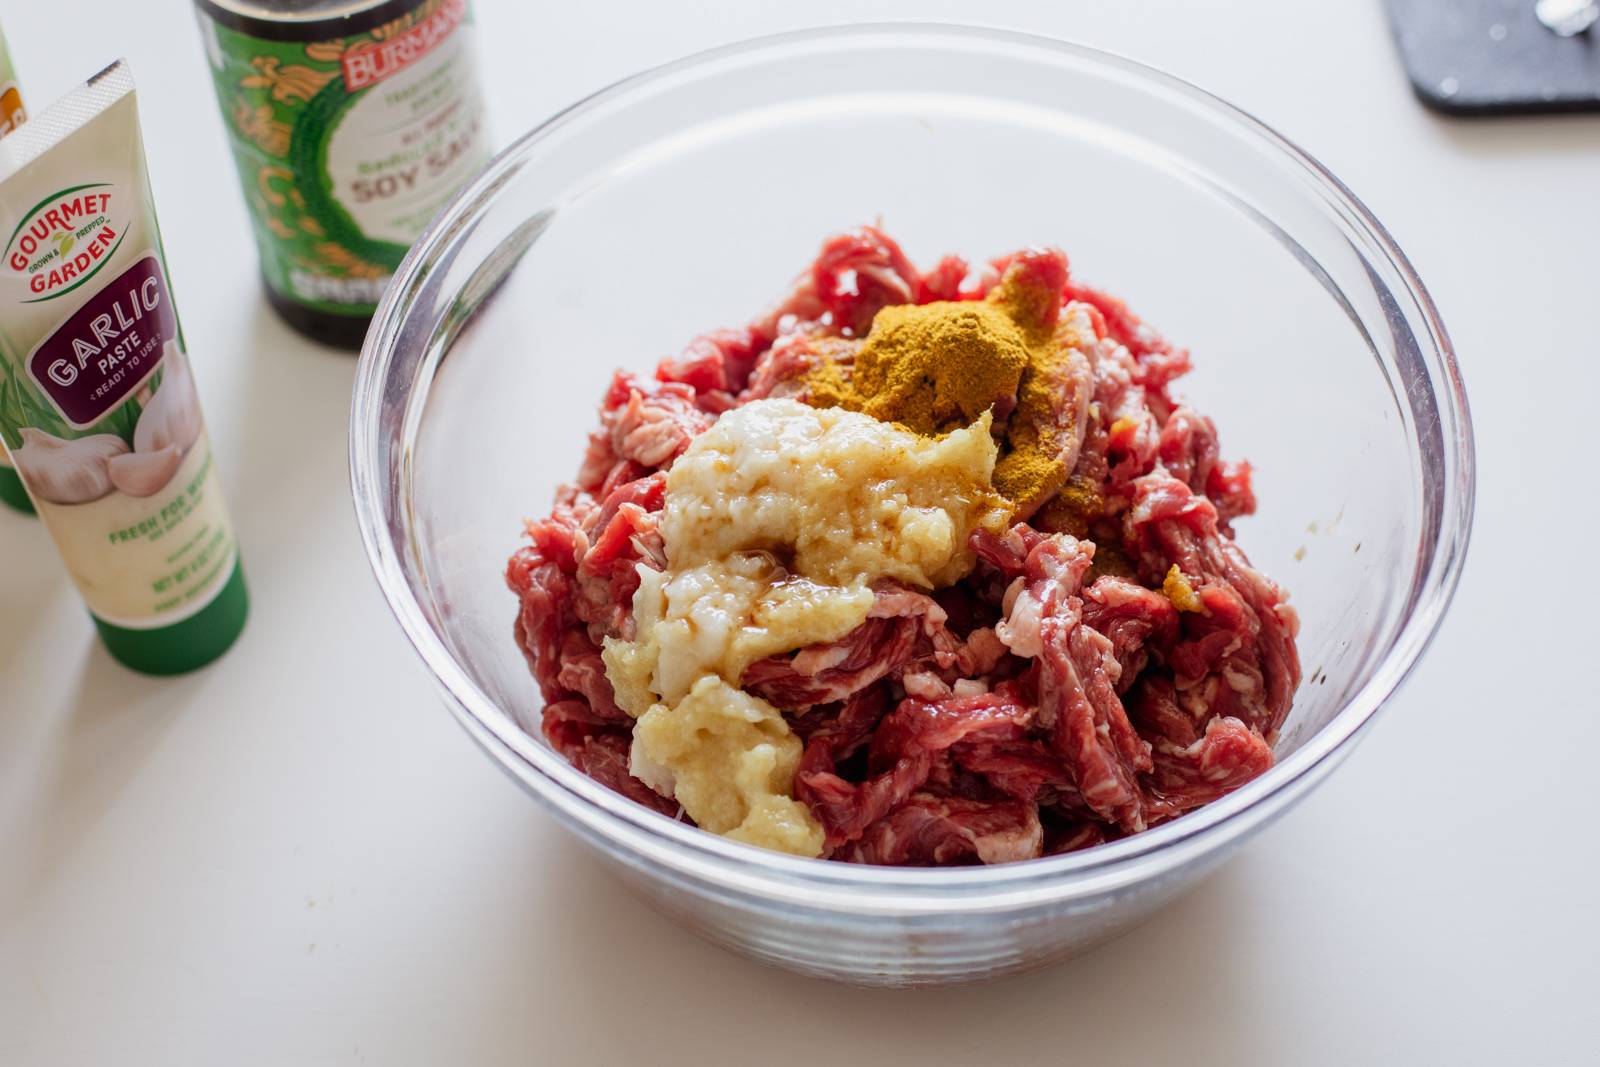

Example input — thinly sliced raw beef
[508,227,1300,865]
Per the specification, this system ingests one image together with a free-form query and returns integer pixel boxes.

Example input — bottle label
[0,81,22,139]
[198,0,488,316]
[1,38,25,482]
[27,254,174,427]
[31,420,237,627]
[0,25,23,139]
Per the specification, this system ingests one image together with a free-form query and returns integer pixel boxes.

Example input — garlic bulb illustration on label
[9,428,128,505]
[132,343,201,456]
[97,341,203,499]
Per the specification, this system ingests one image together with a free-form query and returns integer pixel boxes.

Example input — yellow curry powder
[990,319,1083,516]
[807,302,1029,437]
[800,260,1092,518]
[1034,472,1105,538]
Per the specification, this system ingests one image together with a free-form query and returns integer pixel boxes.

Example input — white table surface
[2,1,1596,1063]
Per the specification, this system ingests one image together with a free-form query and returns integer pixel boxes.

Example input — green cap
[93,557,250,675]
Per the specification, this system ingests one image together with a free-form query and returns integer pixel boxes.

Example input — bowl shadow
[457,826,1304,1064]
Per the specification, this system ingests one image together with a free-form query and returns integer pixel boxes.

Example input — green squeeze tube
[0,19,34,513]
[192,0,489,349]
[0,61,249,673]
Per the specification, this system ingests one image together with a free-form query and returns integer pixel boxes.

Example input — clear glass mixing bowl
[350,25,1474,987]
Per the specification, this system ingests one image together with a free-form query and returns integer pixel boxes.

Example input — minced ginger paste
[603,398,1009,856]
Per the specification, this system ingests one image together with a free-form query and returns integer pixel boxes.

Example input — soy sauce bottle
[192,0,489,349]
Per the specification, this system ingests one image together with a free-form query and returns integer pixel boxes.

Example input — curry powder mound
[807,301,1029,437]
[1032,471,1105,538]
[800,254,1090,516]
[990,315,1082,516]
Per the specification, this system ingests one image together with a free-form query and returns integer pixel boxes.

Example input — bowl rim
[351,22,1476,900]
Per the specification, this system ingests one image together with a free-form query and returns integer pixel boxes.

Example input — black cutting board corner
[1386,0,1600,114]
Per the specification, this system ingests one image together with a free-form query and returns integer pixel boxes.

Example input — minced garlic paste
[660,398,1005,587]
[602,398,1009,855]
[606,557,878,714]
[630,676,825,855]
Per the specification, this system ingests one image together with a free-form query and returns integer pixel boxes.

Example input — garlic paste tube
[0,60,248,674]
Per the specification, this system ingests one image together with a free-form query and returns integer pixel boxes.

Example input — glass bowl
[350,25,1473,987]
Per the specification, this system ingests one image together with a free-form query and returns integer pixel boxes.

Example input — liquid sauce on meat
[604,399,1008,855]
